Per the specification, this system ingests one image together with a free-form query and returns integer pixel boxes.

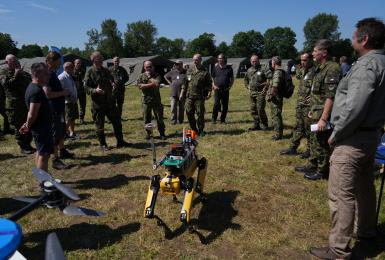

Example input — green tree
[263,27,297,59]
[170,38,185,58]
[99,19,124,58]
[154,37,173,58]
[124,19,157,57]
[230,30,264,57]
[216,41,230,56]
[185,33,216,57]
[303,13,340,51]
[0,33,18,59]
[85,28,100,53]
[41,45,49,56]
[18,44,44,58]
[333,38,354,60]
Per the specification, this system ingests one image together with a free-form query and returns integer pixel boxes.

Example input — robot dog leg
[196,157,208,194]
[144,175,160,218]
[180,177,195,224]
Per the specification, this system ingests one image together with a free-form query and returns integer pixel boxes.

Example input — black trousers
[212,89,230,122]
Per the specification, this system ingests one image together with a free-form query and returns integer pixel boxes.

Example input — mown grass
[0,79,384,259]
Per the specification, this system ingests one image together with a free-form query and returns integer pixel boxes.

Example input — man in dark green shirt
[137,60,166,140]
[110,56,129,120]
[181,53,212,137]
[84,51,130,150]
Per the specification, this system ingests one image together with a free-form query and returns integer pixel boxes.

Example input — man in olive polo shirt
[181,53,212,137]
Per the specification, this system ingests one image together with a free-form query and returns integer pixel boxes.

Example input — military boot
[280,146,297,155]
[299,150,310,159]
[248,122,261,131]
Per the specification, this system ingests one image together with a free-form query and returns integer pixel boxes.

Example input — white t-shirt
[58,71,77,103]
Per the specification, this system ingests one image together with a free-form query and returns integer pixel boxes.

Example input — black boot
[280,147,297,155]
[299,150,310,159]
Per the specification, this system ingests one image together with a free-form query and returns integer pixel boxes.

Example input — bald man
[137,60,166,139]
[181,53,212,136]
[58,62,78,139]
[0,54,34,153]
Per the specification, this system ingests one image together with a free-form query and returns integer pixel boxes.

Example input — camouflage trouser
[0,102,10,133]
[308,111,332,174]
[6,109,32,149]
[250,92,268,127]
[78,90,87,120]
[143,99,165,135]
[113,88,125,120]
[92,103,124,145]
[269,95,283,137]
[185,97,205,132]
[290,104,310,149]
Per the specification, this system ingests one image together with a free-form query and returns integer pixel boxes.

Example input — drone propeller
[62,205,105,217]
[32,168,80,201]
[12,196,40,204]
[45,233,66,260]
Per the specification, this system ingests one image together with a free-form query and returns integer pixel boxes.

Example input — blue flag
[50,46,64,75]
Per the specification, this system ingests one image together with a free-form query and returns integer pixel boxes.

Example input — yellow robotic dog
[144,125,208,224]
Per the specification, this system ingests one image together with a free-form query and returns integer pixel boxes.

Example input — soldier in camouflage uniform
[137,60,166,140]
[268,56,285,140]
[110,57,129,120]
[0,55,34,153]
[84,51,130,150]
[295,40,340,181]
[280,53,314,157]
[0,79,9,139]
[73,59,86,124]
[181,54,212,137]
[244,55,272,130]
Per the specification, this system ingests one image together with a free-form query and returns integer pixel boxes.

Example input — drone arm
[9,195,47,222]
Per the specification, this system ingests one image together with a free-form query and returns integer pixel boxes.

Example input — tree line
[1,13,354,61]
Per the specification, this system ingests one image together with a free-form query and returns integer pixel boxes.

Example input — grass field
[1,79,384,259]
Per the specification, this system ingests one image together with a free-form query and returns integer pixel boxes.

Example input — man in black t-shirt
[211,53,234,124]
[164,60,186,124]
[20,62,53,172]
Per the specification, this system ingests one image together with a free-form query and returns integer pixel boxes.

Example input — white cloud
[28,2,56,12]
[0,8,11,14]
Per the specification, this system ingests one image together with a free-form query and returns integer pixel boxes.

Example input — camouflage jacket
[0,68,31,110]
[270,69,285,97]
[109,65,129,91]
[84,66,115,108]
[244,64,272,94]
[295,66,315,106]
[184,66,212,100]
[310,60,340,114]
[137,72,162,103]
[72,67,86,93]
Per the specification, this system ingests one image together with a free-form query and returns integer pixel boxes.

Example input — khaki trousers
[328,130,381,257]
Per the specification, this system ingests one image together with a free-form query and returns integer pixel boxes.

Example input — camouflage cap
[271,56,281,64]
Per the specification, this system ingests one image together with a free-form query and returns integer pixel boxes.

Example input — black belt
[358,126,379,131]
